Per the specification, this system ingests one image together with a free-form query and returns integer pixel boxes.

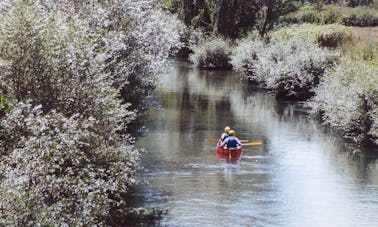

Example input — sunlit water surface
[136,60,378,226]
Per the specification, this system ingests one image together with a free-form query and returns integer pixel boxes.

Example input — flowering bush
[230,33,265,82]
[91,1,184,110]
[0,103,139,226]
[0,0,183,225]
[0,2,118,118]
[190,37,233,69]
[310,58,378,145]
[231,36,336,100]
[24,0,185,113]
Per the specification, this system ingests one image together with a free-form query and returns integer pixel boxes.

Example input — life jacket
[226,136,238,148]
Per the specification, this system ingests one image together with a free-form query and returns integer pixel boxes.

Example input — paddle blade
[242,141,263,146]
[207,139,220,142]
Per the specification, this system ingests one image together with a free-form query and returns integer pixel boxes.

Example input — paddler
[220,130,242,149]
[220,126,231,142]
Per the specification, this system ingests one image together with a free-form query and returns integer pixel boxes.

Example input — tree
[213,0,259,38]
[256,0,297,37]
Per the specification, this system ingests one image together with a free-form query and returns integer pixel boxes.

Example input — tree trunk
[213,0,239,37]
[259,5,272,37]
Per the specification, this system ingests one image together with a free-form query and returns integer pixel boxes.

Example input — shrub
[189,37,233,70]
[260,39,336,100]
[95,4,185,110]
[0,103,139,226]
[0,1,111,117]
[13,0,185,116]
[231,36,336,100]
[0,0,181,225]
[230,33,265,82]
[311,58,378,145]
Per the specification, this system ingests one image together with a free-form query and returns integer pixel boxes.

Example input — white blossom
[0,0,182,225]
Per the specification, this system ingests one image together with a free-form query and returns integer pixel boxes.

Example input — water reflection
[137,60,378,226]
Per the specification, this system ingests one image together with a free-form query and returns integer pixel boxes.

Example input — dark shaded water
[136,60,378,226]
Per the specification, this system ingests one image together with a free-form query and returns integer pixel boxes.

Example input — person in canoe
[220,130,242,149]
[219,126,231,142]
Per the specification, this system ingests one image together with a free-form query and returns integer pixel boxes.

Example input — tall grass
[340,28,378,64]
[269,24,352,48]
[282,3,378,27]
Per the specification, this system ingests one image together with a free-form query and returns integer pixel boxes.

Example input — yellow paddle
[241,141,263,146]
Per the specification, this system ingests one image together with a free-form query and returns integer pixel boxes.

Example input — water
[136,60,378,226]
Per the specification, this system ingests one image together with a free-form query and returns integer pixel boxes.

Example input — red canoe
[216,142,242,159]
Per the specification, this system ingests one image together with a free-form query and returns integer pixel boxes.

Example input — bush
[95,4,185,110]
[311,58,378,145]
[18,0,185,122]
[0,0,183,225]
[231,36,337,100]
[0,2,140,225]
[189,37,233,70]
[0,1,114,118]
[230,33,265,81]
[0,103,139,226]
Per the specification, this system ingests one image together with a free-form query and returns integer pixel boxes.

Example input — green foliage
[163,0,176,9]
[0,95,8,117]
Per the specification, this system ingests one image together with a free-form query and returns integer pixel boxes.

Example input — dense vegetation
[0,0,183,225]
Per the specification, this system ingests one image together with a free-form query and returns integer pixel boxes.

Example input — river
[135,60,378,226]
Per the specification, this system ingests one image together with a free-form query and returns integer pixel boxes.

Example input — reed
[340,28,378,65]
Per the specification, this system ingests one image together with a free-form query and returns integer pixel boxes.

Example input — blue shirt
[220,136,242,148]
